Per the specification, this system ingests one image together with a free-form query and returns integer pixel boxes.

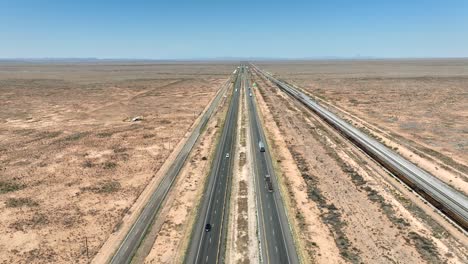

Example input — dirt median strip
[226,76,259,264]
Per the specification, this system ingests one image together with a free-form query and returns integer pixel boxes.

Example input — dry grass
[0,61,232,263]
[257,59,468,168]
[5,197,39,208]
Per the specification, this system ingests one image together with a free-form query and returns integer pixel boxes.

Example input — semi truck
[265,174,273,192]
[258,141,265,152]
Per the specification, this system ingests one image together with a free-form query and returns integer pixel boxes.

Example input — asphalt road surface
[252,64,468,231]
[245,68,299,264]
[109,77,232,264]
[185,66,242,264]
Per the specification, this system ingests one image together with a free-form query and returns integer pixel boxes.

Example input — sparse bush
[97,132,113,138]
[0,181,24,194]
[30,213,49,226]
[103,161,117,169]
[408,231,441,262]
[293,148,361,263]
[80,180,121,194]
[38,131,62,139]
[82,160,94,168]
[112,146,127,153]
[10,213,49,231]
[99,181,121,193]
[63,132,87,141]
[239,152,246,167]
[143,133,155,139]
[113,220,123,232]
[5,197,39,208]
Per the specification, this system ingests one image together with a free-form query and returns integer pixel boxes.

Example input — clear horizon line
[1,56,468,61]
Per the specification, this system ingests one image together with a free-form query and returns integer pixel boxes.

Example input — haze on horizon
[1,0,467,59]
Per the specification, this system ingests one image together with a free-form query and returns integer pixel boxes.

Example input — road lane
[245,67,299,264]
[109,75,233,264]
[186,66,242,264]
[252,64,468,231]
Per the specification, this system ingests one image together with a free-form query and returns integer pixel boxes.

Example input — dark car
[205,224,212,232]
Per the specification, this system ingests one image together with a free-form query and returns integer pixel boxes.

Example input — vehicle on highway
[205,224,212,232]
[249,93,252,97]
[259,141,265,152]
[265,174,273,192]
[225,153,230,158]
[254,64,468,229]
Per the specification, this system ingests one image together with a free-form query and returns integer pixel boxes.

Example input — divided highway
[109,76,232,264]
[185,66,242,264]
[252,64,468,231]
[245,67,300,264]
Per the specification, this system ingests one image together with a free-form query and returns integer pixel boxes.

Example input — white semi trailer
[259,141,265,152]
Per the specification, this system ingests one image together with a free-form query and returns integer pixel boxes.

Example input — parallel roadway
[110,73,233,264]
[252,64,468,231]
[245,67,299,264]
[186,66,242,264]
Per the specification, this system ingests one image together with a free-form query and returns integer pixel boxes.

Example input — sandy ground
[252,75,344,263]
[141,86,229,264]
[296,92,468,196]
[251,69,468,263]
[257,59,468,177]
[0,62,231,263]
[226,83,259,264]
[0,61,236,84]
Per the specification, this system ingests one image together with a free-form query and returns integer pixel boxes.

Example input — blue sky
[1,0,467,59]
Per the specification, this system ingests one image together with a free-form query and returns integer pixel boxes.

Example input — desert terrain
[250,60,468,263]
[139,77,232,264]
[1,60,467,264]
[257,59,467,172]
[225,81,259,264]
[0,62,232,263]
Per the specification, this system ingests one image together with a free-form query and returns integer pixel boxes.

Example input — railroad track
[251,64,468,232]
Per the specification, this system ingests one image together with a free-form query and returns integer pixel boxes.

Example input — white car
[225,153,230,158]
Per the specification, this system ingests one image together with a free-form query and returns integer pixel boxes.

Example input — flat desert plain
[251,60,467,263]
[0,62,233,263]
[258,59,467,169]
